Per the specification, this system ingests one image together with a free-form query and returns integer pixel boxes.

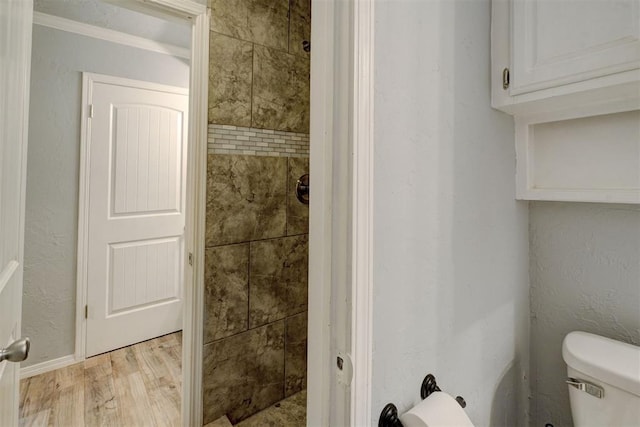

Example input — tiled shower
[202,0,311,424]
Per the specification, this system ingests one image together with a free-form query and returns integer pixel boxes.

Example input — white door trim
[73,3,208,427]
[307,0,335,423]
[0,0,32,421]
[350,0,375,425]
[308,0,375,425]
[76,71,189,360]
[100,5,209,427]
[181,8,209,427]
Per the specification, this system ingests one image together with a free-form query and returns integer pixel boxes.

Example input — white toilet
[562,331,640,427]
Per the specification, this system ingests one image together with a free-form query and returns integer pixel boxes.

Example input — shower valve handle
[296,174,309,205]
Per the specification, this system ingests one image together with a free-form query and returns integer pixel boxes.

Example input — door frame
[76,72,189,359]
[308,0,375,425]
[348,2,375,425]
[0,0,33,423]
[71,2,209,426]
[100,4,210,427]
[73,0,377,425]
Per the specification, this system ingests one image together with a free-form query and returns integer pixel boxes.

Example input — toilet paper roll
[399,392,475,427]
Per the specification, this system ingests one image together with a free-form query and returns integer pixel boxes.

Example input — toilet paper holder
[379,374,467,427]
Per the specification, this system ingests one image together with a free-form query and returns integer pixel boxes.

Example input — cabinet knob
[502,67,510,90]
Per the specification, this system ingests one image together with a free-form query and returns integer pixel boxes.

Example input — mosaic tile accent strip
[208,124,309,157]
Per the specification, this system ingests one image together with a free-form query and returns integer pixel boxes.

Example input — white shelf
[515,110,640,204]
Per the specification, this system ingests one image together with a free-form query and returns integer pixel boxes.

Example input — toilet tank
[562,331,640,427]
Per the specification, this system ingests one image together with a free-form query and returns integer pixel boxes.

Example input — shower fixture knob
[296,174,309,205]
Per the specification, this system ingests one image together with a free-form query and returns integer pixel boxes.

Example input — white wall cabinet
[492,0,640,204]
[492,0,640,114]
[511,0,639,96]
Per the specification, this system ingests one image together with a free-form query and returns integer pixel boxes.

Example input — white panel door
[84,74,188,357]
[511,0,640,95]
[0,0,32,424]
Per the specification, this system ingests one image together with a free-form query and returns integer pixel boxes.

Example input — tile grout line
[285,157,290,237]
[202,310,308,348]
[208,26,309,60]
[204,232,309,250]
[283,307,288,399]
[247,242,251,336]
[250,40,255,130]
[287,0,292,55]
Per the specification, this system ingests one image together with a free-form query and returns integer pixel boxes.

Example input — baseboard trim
[32,11,190,59]
[20,354,81,379]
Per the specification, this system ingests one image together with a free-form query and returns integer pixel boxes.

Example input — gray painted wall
[371,1,530,425]
[34,0,191,48]
[529,202,640,427]
[23,25,189,367]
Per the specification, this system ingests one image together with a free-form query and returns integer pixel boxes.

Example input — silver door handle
[0,337,30,363]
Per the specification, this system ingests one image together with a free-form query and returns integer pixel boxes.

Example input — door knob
[0,337,30,363]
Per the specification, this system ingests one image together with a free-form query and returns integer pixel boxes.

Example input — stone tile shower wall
[203,156,309,424]
[207,0,310,134]
[203,0,310,424]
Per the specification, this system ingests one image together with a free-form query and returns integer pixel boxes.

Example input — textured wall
[529,202,640,427]
[371,1,530,425]
[23,25,189,367]
[202,155,309,424]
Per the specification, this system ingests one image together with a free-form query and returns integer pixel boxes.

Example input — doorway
[18,0,207,425]
[16,0,367,424]
[199,0,374,425]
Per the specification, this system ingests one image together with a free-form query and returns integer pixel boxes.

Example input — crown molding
[32,11,190,59]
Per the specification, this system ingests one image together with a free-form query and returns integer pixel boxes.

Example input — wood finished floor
[19,332,182,427]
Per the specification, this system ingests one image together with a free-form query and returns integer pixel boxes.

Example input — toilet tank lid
[562,331,640,397]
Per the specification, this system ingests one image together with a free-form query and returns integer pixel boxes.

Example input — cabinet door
[511,0,640,95]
